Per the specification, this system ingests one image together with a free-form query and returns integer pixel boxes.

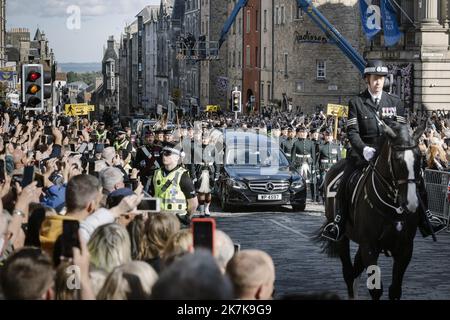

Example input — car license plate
[257,194,282,201]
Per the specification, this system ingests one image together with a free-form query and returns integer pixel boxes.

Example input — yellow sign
[327,104,349,118]
[65,104,95,116]
[206,105,220,112]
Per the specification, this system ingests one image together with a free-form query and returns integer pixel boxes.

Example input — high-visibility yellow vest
[114,139,129,151]
[95,130,107,141]
[153,167,187,213]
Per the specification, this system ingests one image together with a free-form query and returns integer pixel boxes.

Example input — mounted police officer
[322,60,446,241]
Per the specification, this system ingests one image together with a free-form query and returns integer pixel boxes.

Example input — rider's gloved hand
[363,146,376,161]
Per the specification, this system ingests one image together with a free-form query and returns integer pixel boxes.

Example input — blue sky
[7,0,160,63]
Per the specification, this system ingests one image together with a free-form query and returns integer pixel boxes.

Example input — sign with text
[65,103,95,116]
[327,104,349,118]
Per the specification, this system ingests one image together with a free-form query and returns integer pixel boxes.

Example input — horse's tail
[313,222,341,258]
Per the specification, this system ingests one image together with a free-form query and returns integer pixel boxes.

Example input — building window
[296,7,303,19]
[296,81,304,92]
[316,60,326,80]
[238,50,241,67]
[406,31,415,46]
[233,21,236,34]
[261,82,265,101]
[229,52,232,67]
[238,18,242,34]
[281,6,285,24]
[267,82,271,101]
[246,45,251,66]
[275,7,279,25]
[255,10,259,32]
[246,10,251,33]
[263,47,267,68]
[284,53,288,77]
[233,51,236,67]
[255,46,259,67]
[264,10,267,31]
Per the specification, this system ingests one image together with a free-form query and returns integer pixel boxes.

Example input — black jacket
[347,90,406,161]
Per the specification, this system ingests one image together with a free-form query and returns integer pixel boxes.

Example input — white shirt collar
[368,89,382,103]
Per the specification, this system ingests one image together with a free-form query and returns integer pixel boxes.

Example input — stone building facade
[273,0,364,113]
[260,0,274,111]
[226,0,244,111]
[366,0,450,111]
[199,0,228,109]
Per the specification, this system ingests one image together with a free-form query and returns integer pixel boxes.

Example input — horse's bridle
[369,142,421,214]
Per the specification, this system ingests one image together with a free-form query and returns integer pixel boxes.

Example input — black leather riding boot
[417,184,447,238]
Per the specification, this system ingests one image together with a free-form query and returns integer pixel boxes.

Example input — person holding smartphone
[149,142,198,225]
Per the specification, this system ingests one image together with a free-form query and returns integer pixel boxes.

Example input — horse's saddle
[326,162,368,207]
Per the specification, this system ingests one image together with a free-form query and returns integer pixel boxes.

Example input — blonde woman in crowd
[137,213,180,273]
[88,223,132,273]
[96,261,158,300]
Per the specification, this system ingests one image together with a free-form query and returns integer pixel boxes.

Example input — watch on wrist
[12,209,25,217]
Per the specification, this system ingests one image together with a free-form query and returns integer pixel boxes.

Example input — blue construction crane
[218,0,366,74]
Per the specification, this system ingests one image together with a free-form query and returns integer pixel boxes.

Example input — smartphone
[22,166,35,188]
[0,159,5,183]
[78,142,88,154]
[136,197,160,213]
[88,161,95,174]
[44,126,53,135]
[61,220,80,258]
[34,172,44,188]
[191,218,216,255]
[46,135,54,145]
[69,144,76,152]
[95,143,105,154]
[124,182,133,190]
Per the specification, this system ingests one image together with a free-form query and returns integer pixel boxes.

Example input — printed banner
[381,0,402,47]
[359,0,382,40]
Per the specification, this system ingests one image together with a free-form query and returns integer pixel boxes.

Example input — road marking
[268,219,314,240]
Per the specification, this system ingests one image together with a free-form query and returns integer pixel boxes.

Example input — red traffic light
[27,71,41,82]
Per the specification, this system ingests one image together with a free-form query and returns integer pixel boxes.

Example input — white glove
[363,147,376,161]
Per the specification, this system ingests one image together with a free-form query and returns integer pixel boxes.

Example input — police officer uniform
[94,122,108,143]
[322,60,408,241]
[134,130,163,191]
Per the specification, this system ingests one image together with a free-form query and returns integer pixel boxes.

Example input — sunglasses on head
[162,150,173,157]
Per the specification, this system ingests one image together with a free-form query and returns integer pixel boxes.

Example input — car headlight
[291,180,304,189]
[229,179,248,190]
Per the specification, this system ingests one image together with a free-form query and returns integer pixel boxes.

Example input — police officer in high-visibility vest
[150,142,198,225]
[114,130,133,154]
[94,122,108,143]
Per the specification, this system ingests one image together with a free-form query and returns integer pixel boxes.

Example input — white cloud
[7,0,159,17]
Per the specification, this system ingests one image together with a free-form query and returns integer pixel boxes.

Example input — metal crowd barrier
[423,169,450,231]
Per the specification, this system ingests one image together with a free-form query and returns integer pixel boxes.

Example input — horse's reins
[368,141,420,215]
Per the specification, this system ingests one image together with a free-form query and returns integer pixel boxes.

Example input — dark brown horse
[317,122,426,300]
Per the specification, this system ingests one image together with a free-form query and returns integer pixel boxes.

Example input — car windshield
[225,147,289,166]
